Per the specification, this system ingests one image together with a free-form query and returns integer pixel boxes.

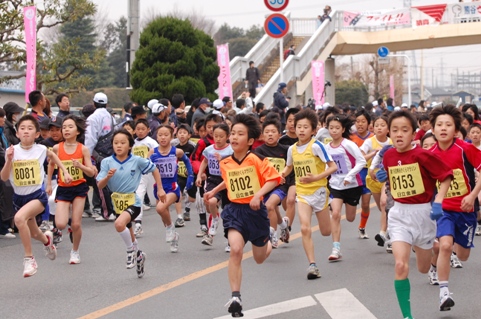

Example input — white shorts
[388,202,436,250]
[297,186,329,213]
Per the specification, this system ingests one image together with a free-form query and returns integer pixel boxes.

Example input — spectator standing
[186,98,199,128]
[55,94,70,120]
[191,98,212,127]
[123,102,134,122]
[0,108,15,239]
[386,97,394,112]
[2,102,23,145]
[320,5,332,23]
[273,82,290,127]
[284,45,296,60]
[245,61,260,99]
[28,90,49,122]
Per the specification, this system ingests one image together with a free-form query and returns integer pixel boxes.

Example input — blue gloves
[375,168,388,183]
[186,175,195,190]
[430,202,444,221]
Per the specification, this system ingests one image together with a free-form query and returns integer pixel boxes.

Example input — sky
[93,0,481,93]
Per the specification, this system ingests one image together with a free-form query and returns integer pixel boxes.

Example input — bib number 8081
[15,167,35,180]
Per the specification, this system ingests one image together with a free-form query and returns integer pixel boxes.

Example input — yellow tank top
[292,139,327,196]
[366,136,393,168]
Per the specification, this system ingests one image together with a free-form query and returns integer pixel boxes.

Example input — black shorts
[55,183,89,202]
[329,186,363,207]
[206,177,228,207]
[187,180,204,199]
[221,202,270,247]
[118,205,141,229]
[177,176,187,193]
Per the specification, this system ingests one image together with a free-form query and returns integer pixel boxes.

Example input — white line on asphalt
[213,296,318,319]
[315,288,378,319]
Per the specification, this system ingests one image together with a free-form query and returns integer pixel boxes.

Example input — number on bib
[293,158,317,182]
[156,157,177,178]
[60,160,83,182]
[389,163,425,199]
[177,162,187,178]
[207,154,221,176]
[111,192,136,215]
[323,137,333,144]
[133,145,149,158]
[267,157,285,173]
[436,168,468,198]
[331,154,348,175]
[226,166,261,200]
[13,160,41,187]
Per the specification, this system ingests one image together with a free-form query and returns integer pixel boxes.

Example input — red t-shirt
[414,129,426,141]
[383,145,452,204]
[430,138,481,212]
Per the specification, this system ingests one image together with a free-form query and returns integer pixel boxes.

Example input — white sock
[279,219,287,229]
[119,228,133,250]
[380,230,386,237]
[177,214,183,219]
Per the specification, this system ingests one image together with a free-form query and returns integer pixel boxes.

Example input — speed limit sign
[264,0,289,12]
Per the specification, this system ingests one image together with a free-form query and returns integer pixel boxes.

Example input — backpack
[93,116,115,161]
[283,49,290,60]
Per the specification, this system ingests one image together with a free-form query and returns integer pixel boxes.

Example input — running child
[97,129,165,278]
[255,118,292,247]
[429,105,481,311]
[196,123,233,246]
[378,110,452,319]
[47,115,95,264]
[324,115,366,261]
[281,109,337,279]
[131,119,159,237]
[204,114,280,317]
[0,115,72,277]
[151,125,194,253]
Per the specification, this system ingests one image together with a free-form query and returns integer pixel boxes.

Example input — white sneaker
[201,234,213,246]
[196,225,208,238]
[134,223,143,237]
[69,250,81,264]
[108,214,116,221]
[328,248,342,261]
[270,227,278,249]
[358,228,369,239]
[126,249,136,269]
[166,227,176,242]
[209,218,219,236]
[476,225,481,236]
[450,253,463,268]
[91,210,102,219]
[23,257,37,277]
[43,231,57,260]
[428,268,439,285]
[142,204,150,211]
[439,292,455,311]
[0,233,16,239]
[279,216,290,243]
[170,232,179,253]
[39,220,50,232]
[225,242,231,253]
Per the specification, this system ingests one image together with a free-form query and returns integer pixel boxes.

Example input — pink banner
[216,44,232,100]
[343,9,411,27]
[24,6,37,102]
[390,75,395,100]
[311,61,325,106]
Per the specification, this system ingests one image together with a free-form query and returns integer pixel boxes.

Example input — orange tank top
[57,142,86,187]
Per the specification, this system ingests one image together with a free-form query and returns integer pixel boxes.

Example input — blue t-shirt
[97,154,155,207]
[150,146,178,190]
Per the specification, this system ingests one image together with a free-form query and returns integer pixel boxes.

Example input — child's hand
[71,159,82,168]
[157,188,166,204]
[213,153,222,161]
[195,177,202,187]
[299,173,317,184]
[46,184,52,196]
[204,190,214,202]
[5,145,14,162]
[107,168,117,178]
[249,195,261,211]
[63,173,73,184]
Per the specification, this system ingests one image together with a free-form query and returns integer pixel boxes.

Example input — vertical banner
[311,61,325,106]
[390,75,395,100]
[24,6,37,102]
[216,44,232,100]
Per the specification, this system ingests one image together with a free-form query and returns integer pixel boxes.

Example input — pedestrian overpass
[228,5,481,106]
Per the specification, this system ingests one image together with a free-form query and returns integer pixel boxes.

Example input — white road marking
[315,288,378,319]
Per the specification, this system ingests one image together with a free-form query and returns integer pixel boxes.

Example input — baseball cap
[49,116,63,128]
[394,106,401,111]
[372,100,378,107]
[199,98,212,106]
[131,105,146,117]
[322,102,331,110]
[152,103,167,114]
[93,92,108,104]
[39,118,50,130]
[213,99,224,110]
[315,104,323,111]
[147,99,158,110]
[401,103,408,108]
[3,102,24,115]
[278,82,287,90]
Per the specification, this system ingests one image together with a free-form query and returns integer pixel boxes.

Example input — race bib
[60,159,84,182]
[331,154,348,175]
[13,160,41,187]
[111,192,136,215]
[207,154,221,176]
[267,157,285,173]
[177,162,187,178]
[190,138,200,144]
[323,137,333,144]
[226,166,261,200]
[293,158,317,182]
[436,168,468,199]
[155,156,177,178]
[133,145,149,158]
[389,163,425,199]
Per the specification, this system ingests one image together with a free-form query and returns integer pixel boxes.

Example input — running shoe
[0,232,15,239]
[307,264,321,280]
[183,209,191,221]
[39,220,50,232]
[136,250,146,278]
[53,228,62,246]
[134,223,143,237]
[170,232,179,253]
[450,253,463,268]
[23,257,37,278]
[428,268,439,285]
[279,217,290,243]
[476,225,481,236]
[142,204,150,211]
[328,248,342,261]
[82,210,92,218]
[69,250,81,264]
[358,228,369,239]
[374,233,386,247]
[43,231,57,260]
[196,225,208,238]
[202,234,214,246]
[126,249,136,269]
[225,242,231,253]
[175,217,185,228]
[386,242,393,253]
[270,229,278,249]
[439,292,455,311]
[91,209,102,219]
[225,296,243,317]
[209,217,219,236]
[166,227,176,242]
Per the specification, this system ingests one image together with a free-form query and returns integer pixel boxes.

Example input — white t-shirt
[9,144,47,195]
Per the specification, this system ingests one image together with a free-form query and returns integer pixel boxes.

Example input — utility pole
[127,0,140,88]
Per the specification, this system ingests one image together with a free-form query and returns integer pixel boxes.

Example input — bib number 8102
[230,176,252,192]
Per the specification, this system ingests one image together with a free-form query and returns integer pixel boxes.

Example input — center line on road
[79,202,377,319]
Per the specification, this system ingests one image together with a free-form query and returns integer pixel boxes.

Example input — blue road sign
[377,46,389,57]
[264,13,290,39]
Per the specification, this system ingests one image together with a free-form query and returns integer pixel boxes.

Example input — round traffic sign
[264,0,289,12]
[377,46,389,57]
[264,13,290,39]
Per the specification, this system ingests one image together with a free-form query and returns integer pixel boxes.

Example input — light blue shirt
[97,154,155,207]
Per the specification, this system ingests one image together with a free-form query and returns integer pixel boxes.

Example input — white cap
[372,100,378,106]
[93,92,108,104]
[147,99,158,110]
[151,103,167,114]
[401,103,408,108]
[322,102,331,110]
[394,106,401,111]
[315,104,323,111]
[213,99,224,110]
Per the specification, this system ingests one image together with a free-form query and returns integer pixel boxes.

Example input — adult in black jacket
[272,82,290,127]
[2,102,23,146]
[245,61,260,98]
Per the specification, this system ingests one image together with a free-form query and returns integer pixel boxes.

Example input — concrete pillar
[325,57,335,105]
[128,0,140,70]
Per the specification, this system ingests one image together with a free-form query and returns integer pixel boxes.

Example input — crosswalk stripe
[315,288,378,319]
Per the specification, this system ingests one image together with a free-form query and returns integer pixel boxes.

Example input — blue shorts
[263,187,287,205]
[55,183,89,202]
[14,189,48,225]
[154,183,180,203]
[359,168,371,195]
[221,202,270,247]
[437,211,477,249]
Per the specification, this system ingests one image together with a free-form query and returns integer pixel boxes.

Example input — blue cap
[278,82,287,90]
